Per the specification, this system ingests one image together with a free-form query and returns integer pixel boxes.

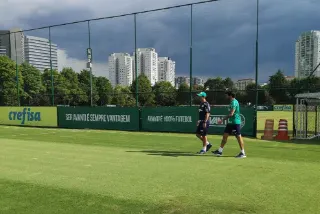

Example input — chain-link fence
[0,0,320,108]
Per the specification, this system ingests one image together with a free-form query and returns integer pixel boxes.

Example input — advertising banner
[0,107,57,127]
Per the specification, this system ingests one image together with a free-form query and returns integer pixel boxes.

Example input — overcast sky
[0,0,319,82]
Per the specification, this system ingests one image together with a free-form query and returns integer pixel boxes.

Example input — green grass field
[1,124,320,214]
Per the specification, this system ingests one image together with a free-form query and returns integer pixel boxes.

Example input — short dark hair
[225,91,236,98]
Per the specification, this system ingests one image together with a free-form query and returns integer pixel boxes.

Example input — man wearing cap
[196,92,212,154]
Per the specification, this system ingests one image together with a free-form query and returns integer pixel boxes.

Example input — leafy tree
[245,83,269,105]
[0,56,23,106]
[204,77,228,104]
[176,83,190,105]
[204,77,224,90]
[193,84,204,91]
[42,69,69,105]
[131,74,154,106]
[60,68,87,105]
[78,70,99,105]
[112,85,136,107]
[96,76,113,106]
[19,63,45,106]
[268,70,290,104]
[223,77,235,91]
[153,81,176,106]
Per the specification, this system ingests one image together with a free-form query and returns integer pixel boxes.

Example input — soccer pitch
[1,125,320,214]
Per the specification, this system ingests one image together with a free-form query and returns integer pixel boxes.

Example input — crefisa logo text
[8,108,41,124]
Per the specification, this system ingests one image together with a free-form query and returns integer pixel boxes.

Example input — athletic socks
[203,146,207,152]
[241,149,245,154]
[218,147,223,153]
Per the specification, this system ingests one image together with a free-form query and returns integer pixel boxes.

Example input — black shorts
[196,121,209,136]
[224,124,241,136]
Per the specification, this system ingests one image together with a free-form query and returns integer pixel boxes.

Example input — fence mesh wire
[0,0,319,107]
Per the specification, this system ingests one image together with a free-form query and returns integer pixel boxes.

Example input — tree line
[1,56,320,107]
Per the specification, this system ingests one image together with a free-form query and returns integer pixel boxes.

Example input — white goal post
[294,92,320,140]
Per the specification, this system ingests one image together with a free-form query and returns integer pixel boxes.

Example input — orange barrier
[261,119,274,140]
[275,119,290,140]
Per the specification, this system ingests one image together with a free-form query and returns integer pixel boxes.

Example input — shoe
[206,144,212,152]
[212,150,222,156]
[235,152,246,158]
[197,150,206,154]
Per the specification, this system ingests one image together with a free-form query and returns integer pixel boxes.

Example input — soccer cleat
[235,152,246,158]
[197,150,206,154]
[206,144,212,152]
[212,149,222,156]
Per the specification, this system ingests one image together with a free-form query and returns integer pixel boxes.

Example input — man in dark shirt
[196,92,212,154]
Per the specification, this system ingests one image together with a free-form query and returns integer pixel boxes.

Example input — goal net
[293,92,320,140]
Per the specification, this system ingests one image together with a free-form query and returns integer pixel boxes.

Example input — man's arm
[204,112,210,122]
[203,104,210,127]
[224,105,235,120]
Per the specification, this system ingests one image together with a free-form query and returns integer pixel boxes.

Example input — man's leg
[196,123,211,154]
[235,125,246,158]
[212,125,230,156]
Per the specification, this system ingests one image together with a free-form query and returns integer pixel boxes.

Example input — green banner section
[58,107,139,131]
[0,107,57,127]
[257,105,273,111]
[273,105,293,111]
[140,106,255,136]
[141,107,198,133]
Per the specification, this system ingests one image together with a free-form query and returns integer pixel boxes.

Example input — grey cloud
[3,0,320,82]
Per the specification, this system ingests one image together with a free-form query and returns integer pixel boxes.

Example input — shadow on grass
[126,150,235,158]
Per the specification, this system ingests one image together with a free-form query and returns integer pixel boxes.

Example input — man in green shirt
[212,91,246,158]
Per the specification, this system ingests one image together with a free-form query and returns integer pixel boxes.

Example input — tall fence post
[254,0,260,137]
[189,4,193,106]
[134,13,139,107]
[49,27,54,106]
[87,21,93,107]
[14,32,20,106]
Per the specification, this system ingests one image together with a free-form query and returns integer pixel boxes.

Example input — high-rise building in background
[133,48,158,85]
[24,35,58,71]
[108,53,133,87]
[175,76,204,89]
[0,30,10,57]
[10,28,25,65]
[235,78,255,91]
[158,57,175,86]
[295,30,320,78]
[175,76,190,89]
[0,29,25,64]
[192,77,204,86]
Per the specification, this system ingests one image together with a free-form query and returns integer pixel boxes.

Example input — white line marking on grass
[32,158,38,160]
[76,177,86,181]
[84,164,92,167]
[29,172,42,177]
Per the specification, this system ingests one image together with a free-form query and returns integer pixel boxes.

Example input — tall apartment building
[175,76,204,89]
[235,78,255,91]
[0,30,10,57]
[10,28,25,65]
[192,77,204,86]
[108,53,133,87]
[0,29,24,64]
[24,35,58,71]
[133,48,158,85]
[175,76,190,89]
[295,31,320,78]
[158,57,175,86]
